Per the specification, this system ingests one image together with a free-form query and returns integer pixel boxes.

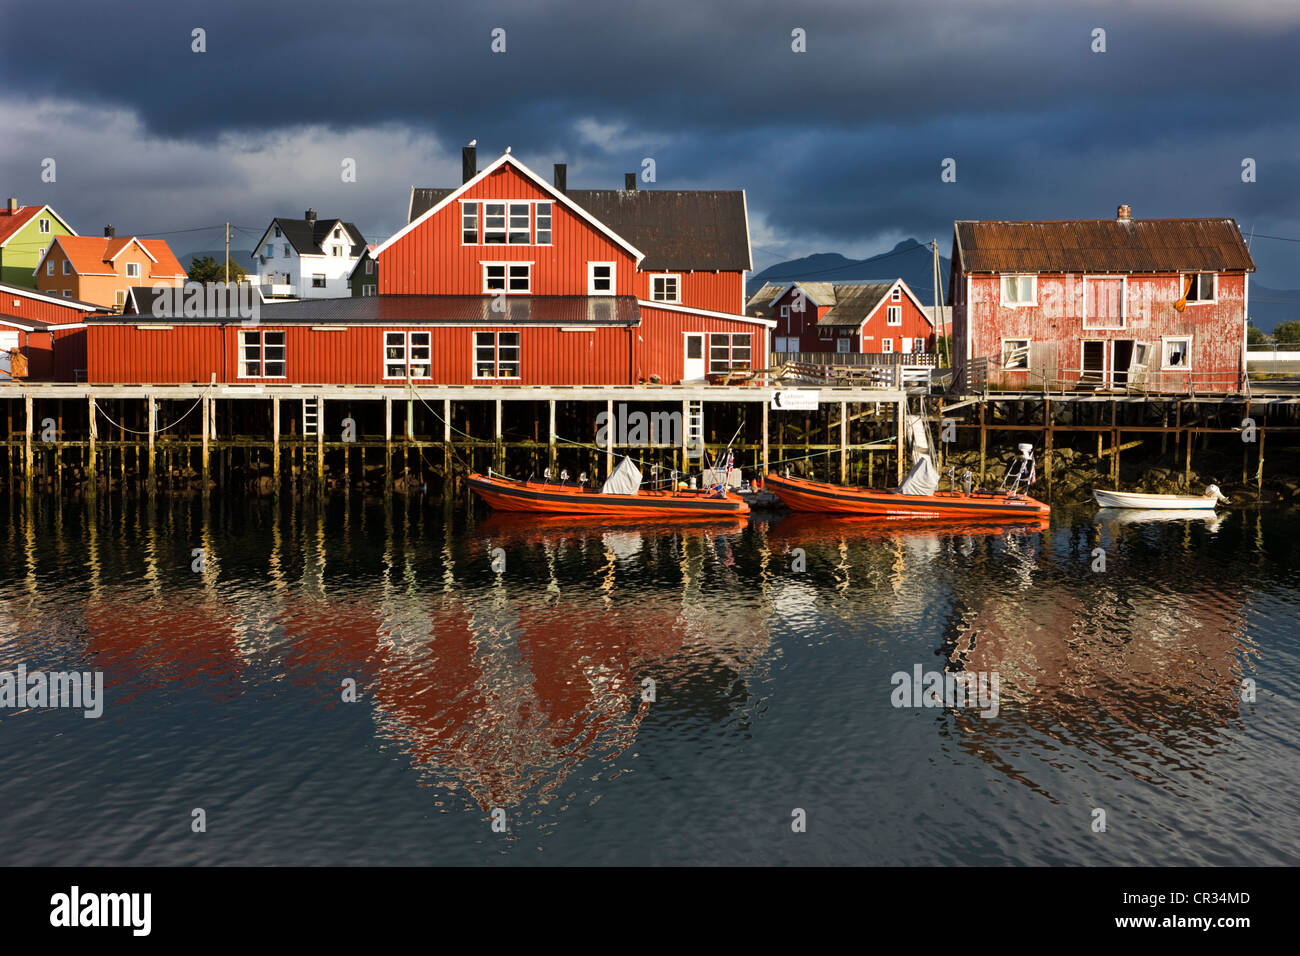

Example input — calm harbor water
[0,492,1296,866]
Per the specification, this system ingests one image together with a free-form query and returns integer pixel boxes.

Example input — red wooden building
[84,150,772,386]
[950,207,1256,392]
[0,280,101,381]
[747,278,934,355]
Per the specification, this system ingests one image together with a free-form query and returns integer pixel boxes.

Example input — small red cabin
[748,278,934,356]
[0,280,100,381]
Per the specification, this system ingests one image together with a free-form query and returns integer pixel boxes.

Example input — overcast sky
[2,0,1297,285]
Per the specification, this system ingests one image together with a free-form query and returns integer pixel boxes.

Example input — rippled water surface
[0,494,1296,865]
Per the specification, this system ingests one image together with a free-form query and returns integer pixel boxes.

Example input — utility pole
[224,222,230,285]
[931,238,944,366]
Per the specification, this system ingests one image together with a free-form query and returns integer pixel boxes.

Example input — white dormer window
[333,227,341,239]
[887,305,901,325]
[780,305,790,318]
[1000,274,1036,306]
[39,218,51,234]
[588,262,615,295]
[273,225,281,238]
[125,262,140,278]
[891,287,901,302]
[331,245,343,257]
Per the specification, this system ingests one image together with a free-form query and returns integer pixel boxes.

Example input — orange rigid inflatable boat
[763,473,1049,519]
[468,472,750,518]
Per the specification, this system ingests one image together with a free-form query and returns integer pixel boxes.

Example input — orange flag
[1174,274,1194,312]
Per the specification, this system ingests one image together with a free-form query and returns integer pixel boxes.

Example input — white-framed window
[264,244,274,257]
[708,333,751,373]
[774,336,793,353]
[39,218,51,234]
[891,287,901,302]
[239,329,286,378]
[365,259,374,275]
[913,337,925,354]
[1182,273,1216,303]
[282,244,289,258]
[508,202,530,244]
[483,202,507,243]
[780,305,790,318]
[651,274,680,303]
[1000,274,1036,306]
[535,202,552,245]
[273,225,282,238]
[62,291,71,298]
[588,262,615,295]
[125,262,140,278]
[363,284,377,296]
[887,305,902,325]
[473,331,521,379]
[62,261,71,275]
[462,203,478,244]
[483,262,531,294]
[1083,275,1127,330]
[881,339,894,354]
[333,227,341,239]
[47,260,55,275]
[383,331,432,379]
[819,328,833,340]
[1001,338,1030,369]
[312,274,326,288]
[836,338,851,353]
[1162,336,1192,370]
[330,245,343,257]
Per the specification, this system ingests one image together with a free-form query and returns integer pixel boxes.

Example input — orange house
[35,230,186,309]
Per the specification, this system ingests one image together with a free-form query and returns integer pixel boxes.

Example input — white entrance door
[0,330,18,377]
[684,333,706,381]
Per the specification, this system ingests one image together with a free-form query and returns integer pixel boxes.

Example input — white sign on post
[771,389,820,410]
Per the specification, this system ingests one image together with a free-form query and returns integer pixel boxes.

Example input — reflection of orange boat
[469,472,749,518]
[477,511,748,541]
[764,473,1050,519]
[767,512,1049,541]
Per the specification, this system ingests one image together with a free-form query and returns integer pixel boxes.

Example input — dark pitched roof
[818,283,895,327]
[953,218,1256,274]
[88,295,641,326]
[262,218,365,258]
[408,186,751,272]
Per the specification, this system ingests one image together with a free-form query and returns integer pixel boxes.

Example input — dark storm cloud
[2,0,1298,275]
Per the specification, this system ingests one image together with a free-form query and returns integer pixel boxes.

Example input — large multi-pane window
[708,333,751,374]
[474,331,521,379]
[240,330,286,378]
[384,331,432,379]
[462,201,553,245]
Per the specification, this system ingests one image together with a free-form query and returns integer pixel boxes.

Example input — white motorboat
[1095,507,1227,530]
[1093,484,1228,510]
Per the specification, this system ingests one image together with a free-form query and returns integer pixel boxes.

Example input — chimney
[625,173,637,191]
[1117,204,1132,221]
[305,208,317,224]
[104,225,115,238]
[462,145,477,184]
[553,163,567,193]
[6,198,16,214]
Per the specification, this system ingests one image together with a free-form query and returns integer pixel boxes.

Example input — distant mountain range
[750,238,1299,330]
[748,239,949,306]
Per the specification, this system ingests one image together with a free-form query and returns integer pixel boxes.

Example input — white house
[248,209,365,299]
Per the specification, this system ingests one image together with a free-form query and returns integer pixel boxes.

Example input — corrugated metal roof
[954,218,1256,274]
[89,294,641,326]
[818,282,893,327]
[745,281,786,314]
[409,186,751,272]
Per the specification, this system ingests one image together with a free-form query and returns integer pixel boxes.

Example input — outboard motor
[999,444,1037,497]
[1206,483,1230,504]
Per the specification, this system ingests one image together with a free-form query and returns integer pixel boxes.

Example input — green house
[0,198,77,288]
[349,246,377,297]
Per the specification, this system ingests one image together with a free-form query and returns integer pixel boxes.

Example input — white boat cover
[898,454,940,496]
[600,456,643,495]
[906,414,930,454]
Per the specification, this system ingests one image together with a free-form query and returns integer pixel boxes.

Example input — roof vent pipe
[104,225,115,238]
[553,163,567,193]
[6,198,16,214]
[463,145,477,183]
[305,208,317,224]
[625,173,637,191]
